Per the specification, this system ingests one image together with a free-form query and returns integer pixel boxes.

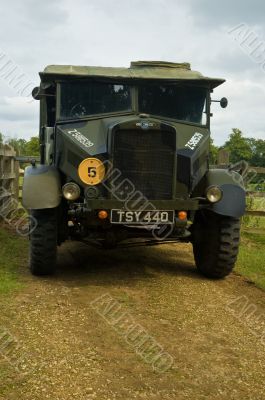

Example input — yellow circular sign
[78,158,105,185]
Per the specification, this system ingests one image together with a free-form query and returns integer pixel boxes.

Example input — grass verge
[236,229,265,290]
[0,224,28,295]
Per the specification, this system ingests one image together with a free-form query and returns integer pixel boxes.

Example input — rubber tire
[192,210,240,279]
[29,208,58,276]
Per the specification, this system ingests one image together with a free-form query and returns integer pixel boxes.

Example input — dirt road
[1,241,265,400]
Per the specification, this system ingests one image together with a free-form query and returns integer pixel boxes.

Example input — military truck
[22,61,245,278]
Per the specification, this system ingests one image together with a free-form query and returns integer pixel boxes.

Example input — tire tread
[30,209,58,276]
[192,211,241,279]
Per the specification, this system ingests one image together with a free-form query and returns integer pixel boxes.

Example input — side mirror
[220,97,228,108]
[32,86,42,100]
[211,97,228,108]
[32,84,55,100]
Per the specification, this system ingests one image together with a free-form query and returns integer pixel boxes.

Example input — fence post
[0,144,19,220]
[14,160,20,201]
[217,149,230,166]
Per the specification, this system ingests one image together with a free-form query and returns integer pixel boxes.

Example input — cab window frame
[56,79,134,122]
[137,82,210,128]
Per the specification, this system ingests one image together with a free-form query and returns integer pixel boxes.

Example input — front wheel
[191,210,241,279]
[29,208,58,276]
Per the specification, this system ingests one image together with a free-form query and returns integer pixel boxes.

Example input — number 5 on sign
[78,158,105,185]
[88,167,97,178]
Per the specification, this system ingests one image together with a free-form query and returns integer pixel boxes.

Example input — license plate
[110,210,175,225]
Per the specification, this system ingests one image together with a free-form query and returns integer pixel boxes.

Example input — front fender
[22,165,61,210]
[205,169,246,218]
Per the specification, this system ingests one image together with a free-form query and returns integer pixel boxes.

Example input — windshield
[139,84,207,124]
[59,81,131,120]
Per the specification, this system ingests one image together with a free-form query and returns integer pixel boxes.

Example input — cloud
[211,78,265,144]
[0,97,38,140]
[187,0,265,27]
[0,97,38,121]
[0,0,263,145]
[0,0,68,32]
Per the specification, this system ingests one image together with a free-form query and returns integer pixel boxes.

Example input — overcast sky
[0,0,264,145]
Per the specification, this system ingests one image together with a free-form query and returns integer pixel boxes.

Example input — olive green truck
[22,61,245,278]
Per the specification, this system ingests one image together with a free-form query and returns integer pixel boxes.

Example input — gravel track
[0,241,265,399]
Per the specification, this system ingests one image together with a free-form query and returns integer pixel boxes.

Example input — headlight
[62,183,80,201]
[206,185,223,203]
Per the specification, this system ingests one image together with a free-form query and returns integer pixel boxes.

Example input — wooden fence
[246,191,265,218]
[0,144,20,211]
[18,170,24,200]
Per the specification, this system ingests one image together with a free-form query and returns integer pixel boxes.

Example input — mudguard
[22,165,61,210]
[205,169,246,218]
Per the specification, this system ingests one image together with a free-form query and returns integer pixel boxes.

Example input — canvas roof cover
[40,61,225,88]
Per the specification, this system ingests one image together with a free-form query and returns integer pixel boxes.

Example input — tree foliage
[210,128,265,167]
[209,138,219,165]
[4,136,39,156]
[223,128,253,164]
[7,138,27,155]
[25,137,40,156]
[247,138,265,167]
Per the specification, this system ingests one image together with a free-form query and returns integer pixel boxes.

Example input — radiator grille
[113,129,175,200]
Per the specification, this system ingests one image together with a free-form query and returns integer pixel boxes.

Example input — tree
[209,138,219,165]
[5,136,39,156]
[223,129,252,164]
[247,138,265,167]
[0,132,3,144]
[25,137,39,156]
[6,138,27,155]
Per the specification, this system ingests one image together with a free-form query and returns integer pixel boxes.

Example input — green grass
[242,196,265,229]
[242,215,265,229]
[236,230,265,290]
[0,225,28,295]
